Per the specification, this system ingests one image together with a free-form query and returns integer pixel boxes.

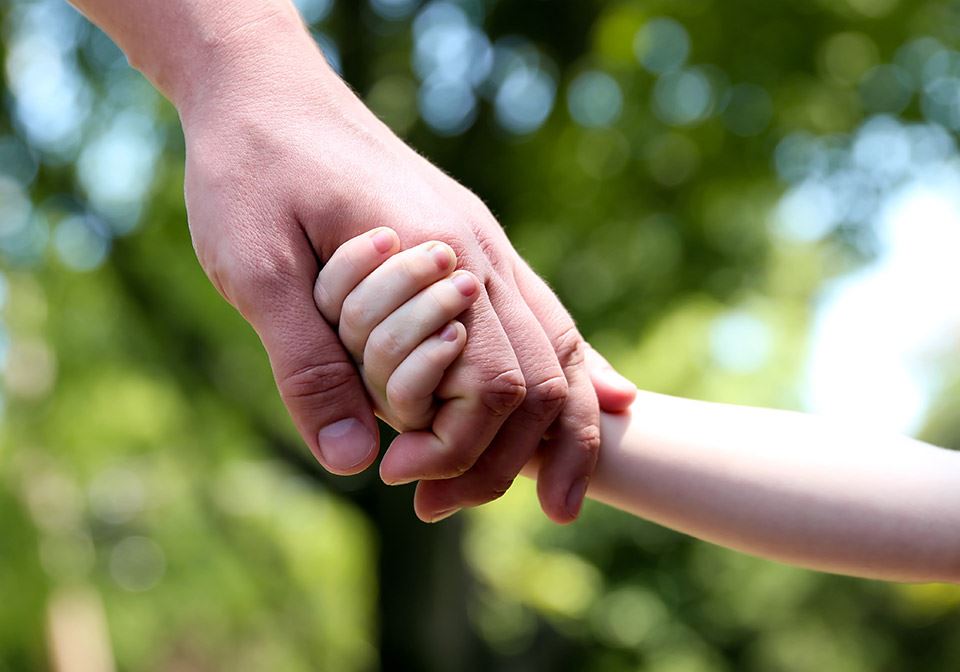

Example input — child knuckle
[367,328,406,366]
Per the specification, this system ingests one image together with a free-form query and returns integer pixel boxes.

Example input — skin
[66,0,638,522]
[590,394,960,584]
[323,232,960,583]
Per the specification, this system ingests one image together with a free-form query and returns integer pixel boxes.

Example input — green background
[2,0,960,670]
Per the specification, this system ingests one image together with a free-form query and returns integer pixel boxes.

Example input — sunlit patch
[293,0,333,24]
[567,70,623,128]
[410,1,496,135]
[819,32,879,86]
[0,210,49,267]
[76,111,160,233]
[5,6,91,158]
[0,178,33,240]
[922,76,960,131]
[22,469,83,531]
[845,0,899,18]
[53,215,110,272]
[806,175,960,434]
[495,65,556,135]
[894,36,945,84]
[418,76,478,136]
[710,311,773,374]
[370,0,420,21]
[634,17,690,75]
[4,337,57,399]
[413,3,491,86]
[88,466,146,526]
[590,586,668,648]
[652,67,714,127]
[109,536,166,592]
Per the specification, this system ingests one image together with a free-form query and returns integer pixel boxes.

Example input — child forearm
[587,392,960,584]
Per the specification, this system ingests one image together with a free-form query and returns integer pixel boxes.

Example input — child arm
[586,391,960,584]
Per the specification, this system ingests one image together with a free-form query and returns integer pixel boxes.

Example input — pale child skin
[316,228,960,585]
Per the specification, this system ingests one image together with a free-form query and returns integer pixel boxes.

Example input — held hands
[314,230,635,520]
[178,12,635,522]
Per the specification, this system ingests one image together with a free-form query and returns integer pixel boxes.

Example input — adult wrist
[162,3,319,116]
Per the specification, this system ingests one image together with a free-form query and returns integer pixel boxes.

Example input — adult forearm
[589,393,960,584]
[67,0,312,109]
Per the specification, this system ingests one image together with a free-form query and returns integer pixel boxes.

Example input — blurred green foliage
[2,0,960,670]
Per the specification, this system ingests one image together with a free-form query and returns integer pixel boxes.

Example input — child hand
[314,227,480,432]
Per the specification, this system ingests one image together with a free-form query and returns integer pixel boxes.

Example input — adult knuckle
[480,368,527,416]
[523,373,569,423]
[553,324,585,368]
[569,423,602,460]
[227,252,303,318]
[277,359,357,403]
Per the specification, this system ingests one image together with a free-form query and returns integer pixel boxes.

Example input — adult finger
[515,264,600,522]
[413,277,570,523]
[232,229,381,476]
[377,285,527,485]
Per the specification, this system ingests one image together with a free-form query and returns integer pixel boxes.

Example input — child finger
[314,227,400,324]
[338,241,458,358]
[362,270,478,389]
[385,321,467,430]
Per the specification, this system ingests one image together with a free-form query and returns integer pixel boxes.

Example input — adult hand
[174,7,635,522]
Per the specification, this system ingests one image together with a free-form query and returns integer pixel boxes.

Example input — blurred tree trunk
[366,476,487,672]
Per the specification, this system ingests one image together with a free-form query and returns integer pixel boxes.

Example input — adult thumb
[240,269,380,475]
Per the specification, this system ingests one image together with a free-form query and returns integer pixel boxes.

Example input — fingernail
[317,418,376,472]
[451,273,477,297]
[598,366,636,392]
[431,507,461,523]
[565,477,589,520]
[370,228,396,254]
[439,323,459,342]
[427,242,453,271]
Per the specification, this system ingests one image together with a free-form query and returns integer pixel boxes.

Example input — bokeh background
[3,0,960,669]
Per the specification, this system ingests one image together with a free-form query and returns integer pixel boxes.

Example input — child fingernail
[427,242,453,271]
[370,228,395,254]
[440,323,459,342]
[451,273,477,297]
